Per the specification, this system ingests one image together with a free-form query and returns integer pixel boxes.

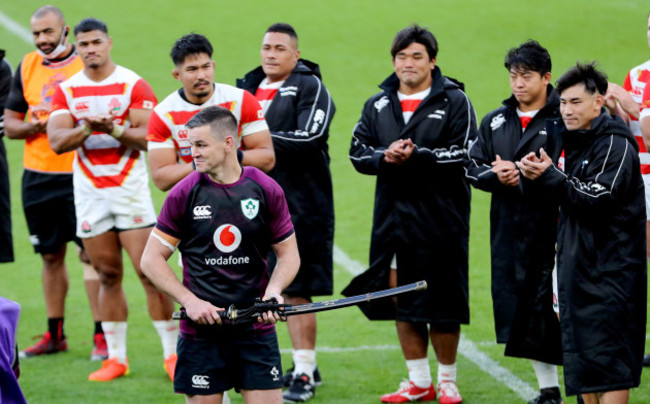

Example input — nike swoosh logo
[401,391,428,400]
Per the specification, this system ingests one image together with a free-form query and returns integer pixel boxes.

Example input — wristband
[110,124,125,138]
[237,149,244,163]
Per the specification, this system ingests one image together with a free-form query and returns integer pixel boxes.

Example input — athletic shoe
[528,395,563,404]
[282,364,322,387]
[88,357,129,381]
[643,354,650,367]
[380,380,436,403]
[90,333,108,361]
[164,353,177,381]
[283,373,316,402]
[437,380,462,404]
[19,331,68,358]
[527,387,563,404]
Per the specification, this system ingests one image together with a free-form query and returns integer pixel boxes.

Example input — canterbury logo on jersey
[191,375,210,389]
[193,205,212,219]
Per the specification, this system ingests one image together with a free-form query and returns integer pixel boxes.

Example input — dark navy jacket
[465,86,562,364]
[525,112,647,395]
[237,60,335,295]
[345,66,477,323]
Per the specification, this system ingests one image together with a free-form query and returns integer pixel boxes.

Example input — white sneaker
[437,380,462,404]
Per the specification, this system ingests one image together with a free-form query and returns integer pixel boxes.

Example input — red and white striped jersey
[397,88,430,124]
[50,65,157,195]
[254,78,284,115]
[516,108,539,133]
[623,61,650,173]
[146,83,268,163]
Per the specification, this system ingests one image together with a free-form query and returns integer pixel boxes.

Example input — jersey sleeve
[623,71,632,92]
[130,78,157,110]
[266,179,295,243]
[239,89,268,136]
[155,185,187,239]
[146,109,175,149]
[49,84,71,118]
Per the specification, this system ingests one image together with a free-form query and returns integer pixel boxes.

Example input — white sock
[406,358,432,388]
[437,362,457,384]
[102,321,127,364]
[153,320,179,358]
[530,360,559,389]
[292,349,316,382]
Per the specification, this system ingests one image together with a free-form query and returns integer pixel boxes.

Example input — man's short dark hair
[170,33,213,66]
[555,62,608,96]
[391,25,438,60]
[186,106,238,140]
[504,40,551,75]
[74,18,107,36]
[266,23,298,42]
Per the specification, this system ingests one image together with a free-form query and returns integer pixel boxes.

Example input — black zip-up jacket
[525,112,646,395]
[344,66,477,323]
[465,86,562,364]
[237,60,335,295]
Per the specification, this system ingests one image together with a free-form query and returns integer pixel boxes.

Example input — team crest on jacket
[490,113,505,130]
[374,96,389,112]
[241,198,259,220]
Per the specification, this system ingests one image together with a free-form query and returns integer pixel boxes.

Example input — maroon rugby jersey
[156,166,294,333]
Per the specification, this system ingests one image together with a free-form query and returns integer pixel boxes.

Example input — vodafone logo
[213,224,242,253]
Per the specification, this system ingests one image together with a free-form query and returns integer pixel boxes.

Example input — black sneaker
[283,373,315,403]
[527,387,563,404]
[282,364,322,387]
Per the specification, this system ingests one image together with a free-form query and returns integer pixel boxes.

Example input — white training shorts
[74,189,156,239]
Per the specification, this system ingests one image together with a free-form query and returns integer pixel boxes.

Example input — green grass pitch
[1,0,649,402]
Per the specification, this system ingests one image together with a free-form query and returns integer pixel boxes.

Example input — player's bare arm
[47,111,91,154]
[240,129,275,172]
[262,234,300,324]
[141,227,224,325]
[516,148,552,180]
[148,147,194,191]
[3,108,47,139]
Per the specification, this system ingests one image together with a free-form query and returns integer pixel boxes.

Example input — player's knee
[41,252,66,269]
[96,265,123,286]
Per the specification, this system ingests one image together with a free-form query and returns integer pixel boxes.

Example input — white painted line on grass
[333,244,538,401]
[459,336,538,401]
[281,344,400,354]
[0,11,32,44]
[333,245,365,275]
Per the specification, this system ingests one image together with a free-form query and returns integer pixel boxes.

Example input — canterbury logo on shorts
[191,374,210,389]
